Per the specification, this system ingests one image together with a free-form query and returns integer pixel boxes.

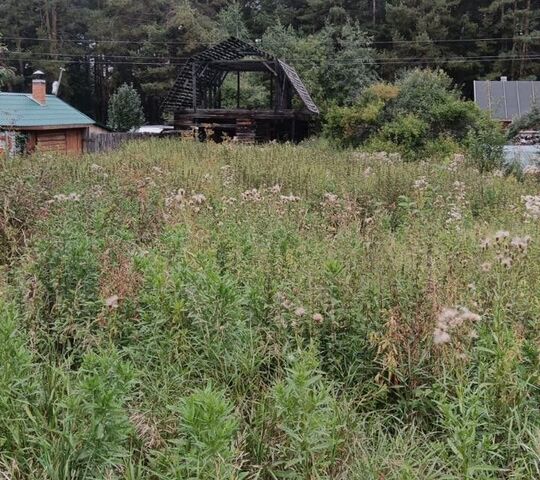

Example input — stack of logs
[235,118,256,144]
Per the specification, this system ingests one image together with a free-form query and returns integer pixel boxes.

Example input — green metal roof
[0,93,95,127]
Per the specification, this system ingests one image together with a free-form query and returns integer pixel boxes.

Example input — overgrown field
[2,140,540,479]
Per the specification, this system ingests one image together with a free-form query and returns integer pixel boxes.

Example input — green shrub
[465,117,505,172]
[267,348,343,479]
[0,301,37,466]
[31,220,102,357]
[39,349,134,479]
[378,114,428,154]
[323,68,503,161]
[507,104,540,139]
[156,385,240,480]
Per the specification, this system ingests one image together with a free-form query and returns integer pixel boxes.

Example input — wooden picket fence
[84,132,160,153]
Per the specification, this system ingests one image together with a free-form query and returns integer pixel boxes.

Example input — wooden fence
[84,132,161,154]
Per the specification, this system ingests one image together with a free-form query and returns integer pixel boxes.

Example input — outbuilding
[162,37,320,143]
[0,71,95,156]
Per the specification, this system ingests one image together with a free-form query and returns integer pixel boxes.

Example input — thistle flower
[312,313,324,324]
[522,195,540,219]
[434,306,481,346]
[494,230,510,242]
[413,177,429,191]
[433,329,451,345]
[480,262,492,272]
[294,307,306,317]
[480,238,491,250]
[510,236,532,252]
[242,188,263,202]
[105,295,119,309]
[499,256,513,268]
[281,194,301,203]
[190,193,206,205]
[52,192,81,203]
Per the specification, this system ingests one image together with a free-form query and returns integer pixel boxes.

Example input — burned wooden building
[162,38,320,143]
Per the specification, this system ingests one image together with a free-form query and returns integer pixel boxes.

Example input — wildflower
[241,188,262,203]
[433,329,451,345]
[105,295,119,309]
[294,307,306,317]
[510,236,532,252]
[312,313,324,324]
[446,205,462,224]
[460,308,481,323]
[321,192,339,208]
[52,192,81,203]
[494,230,510,242]
[480,262,492,272]
[434,306,482,346]
[269,184,281,194]
[190,193,206,205]
[280,194,301,203]
[498,256,513,269]
[480,238,491,250]
[91,163,103,171]
[468,330,479,340]
[522,195,540,219]
[447,153,465,172]
[413,177,429,191]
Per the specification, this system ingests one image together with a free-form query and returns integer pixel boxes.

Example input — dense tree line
[0,0,538,123]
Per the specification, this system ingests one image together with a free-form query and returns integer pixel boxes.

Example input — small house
[474,78,540,126]
[0,71,95,155]
[162,37,320,143]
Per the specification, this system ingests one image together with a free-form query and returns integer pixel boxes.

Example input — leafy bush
[267,349,343,479]
[507,104,540,139]
[156,385,240,479]
[465,117,506,172]
[324,68,504,161]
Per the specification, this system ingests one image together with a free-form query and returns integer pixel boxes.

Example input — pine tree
[0,35,14,89]
[107,83,146,132]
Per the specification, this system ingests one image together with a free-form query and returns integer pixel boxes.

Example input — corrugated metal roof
[474,81,540,121]
[0,93,95,127]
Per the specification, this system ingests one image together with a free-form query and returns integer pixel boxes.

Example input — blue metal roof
[0,93,95,127]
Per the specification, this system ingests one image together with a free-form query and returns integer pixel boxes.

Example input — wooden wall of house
[33,128,86,154]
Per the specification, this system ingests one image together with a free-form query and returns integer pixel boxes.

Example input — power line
[6,54,539,68]
[2,34,539,48]
[6,49,540,65]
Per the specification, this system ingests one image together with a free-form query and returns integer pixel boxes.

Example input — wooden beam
[236,71,241,109]
[192,62,197,112]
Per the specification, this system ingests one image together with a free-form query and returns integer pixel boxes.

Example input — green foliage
[325,69,504,162]
[465,117,506,172]
[0,35,14,89]
[156,386,240,479]
[107,83,145,132]
[2,141,540,477]
[508,104,540,139]
[262,21,378,107]
[43,350,135,478]
[268,348,343,479]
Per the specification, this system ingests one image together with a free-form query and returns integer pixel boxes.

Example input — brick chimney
[32,70,47,105]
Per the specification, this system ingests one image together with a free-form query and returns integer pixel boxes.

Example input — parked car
[135,125,174,134]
